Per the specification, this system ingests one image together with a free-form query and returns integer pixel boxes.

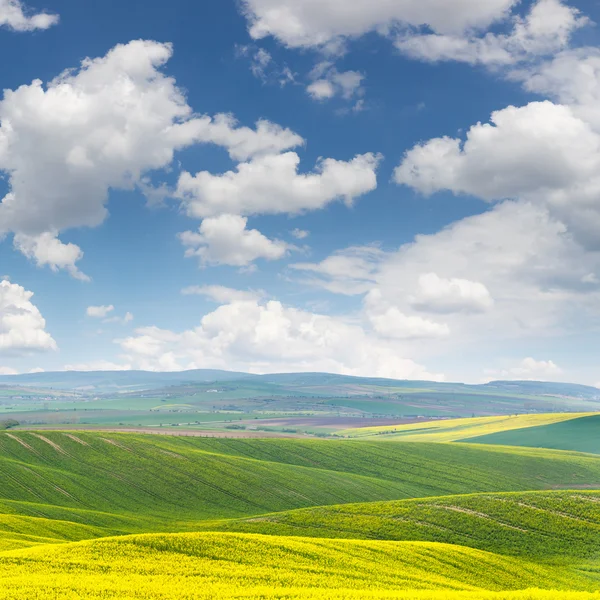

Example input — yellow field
[1,532,598,599]
[340,413,594,441]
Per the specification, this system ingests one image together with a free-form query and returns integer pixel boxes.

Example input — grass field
[465,414,600,454]
[0,426,599,598]
[201,490,600,561]
[340,413,594,441]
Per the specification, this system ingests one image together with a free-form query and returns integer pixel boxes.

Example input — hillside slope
[340,413,593,441]
[465,415,600,454]
[1,432,600,549]
[0,532,598,599]
[201,490,600,562]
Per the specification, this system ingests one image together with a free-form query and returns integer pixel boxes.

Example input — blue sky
[2,0,600,384]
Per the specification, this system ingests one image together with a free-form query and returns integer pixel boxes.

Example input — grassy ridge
[0,432,599,539]
[200,491,600,562]
[0,431,599,597]
[339,414,592,441]
[1,433,600,521]
[0,532,598,599]
[465,415,600,454]
[0,432,416,523]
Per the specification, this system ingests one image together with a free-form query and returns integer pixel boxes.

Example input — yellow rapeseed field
[1,532,599,599]
[340,413,593,441]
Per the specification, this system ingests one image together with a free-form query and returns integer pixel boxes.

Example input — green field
[2,370,599,434]
[0,419,599,598]
[466,414,600,454]
[201,490,600,560]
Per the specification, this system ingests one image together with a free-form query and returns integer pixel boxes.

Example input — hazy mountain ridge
[1,369,599,399]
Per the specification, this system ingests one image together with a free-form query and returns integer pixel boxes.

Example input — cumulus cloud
[0,40,307,278]
[396,0,587,66]
[193,113,305,162]
[519,48,600,129]
[291,246,382,295]
[104,312,134,325]
[395,100,600,248]
[291,228,310,240]
[13,233,89,281]
[486,357,563,380]
[291,200,600,348]
[411,273,494,314]
[177,152,381,218]
[118,297,444,380]
[63,360,132,372]
[86,305,133,324]
[179,214,290,267]
[86,305,115,319]
[0,0,58,32]
[182,285,263,303]
[306,62,365,104]
[365,289,450,339]
[0,367,18,375]
[241,0,517,49]
[0,280,56,353]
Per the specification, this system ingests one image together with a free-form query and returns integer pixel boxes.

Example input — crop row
[0,532,596,598]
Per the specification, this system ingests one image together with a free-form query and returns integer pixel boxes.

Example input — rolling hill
[465,414,600,454]
[1,432,600,547]
[0,430,599,598]
[200,490,600,562]
[1,532,598,599]
[341,413,600,455]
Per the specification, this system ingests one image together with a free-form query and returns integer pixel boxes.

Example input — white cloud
[291,246,382,295]
[291,228,310,240]
[395,101,596,199]
[236,44,296,86]
[0,40,306,278]
[177,152,381,219]
[119,297,444,380]
[0,0,58,31]
[182,285,263,303]
[307,63,365,103]
[63,360,132,372]
[104,312,134,325]
[13,233,89,281]
[0,280,56,353]
[86,305,114,319]
[395,100,600,248]
[306,79,336,100]
[366,289,450,339]
[486,357,563,380]
[396,0,587,66]
[192,113,305,162]
[0,367,18,375]
[291,200,600,349]
[519,48,600,129]
[179,214,290,267]
[411,273,494,314]
[250,47,273,79]
[241,0,518,49]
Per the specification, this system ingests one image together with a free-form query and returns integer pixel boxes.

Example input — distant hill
[1,369,599,399]
[0,369,252,391]
[482,380,600,399]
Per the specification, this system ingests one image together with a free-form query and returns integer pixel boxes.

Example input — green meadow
[0,412,598,598]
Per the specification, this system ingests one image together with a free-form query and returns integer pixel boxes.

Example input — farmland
[466,414,600,454]
[0,372,598,598]
[1,533,599,599]
[1,369,599,436]
[340,413,595,441]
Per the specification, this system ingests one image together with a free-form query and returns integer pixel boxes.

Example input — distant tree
[0,419,19,430]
